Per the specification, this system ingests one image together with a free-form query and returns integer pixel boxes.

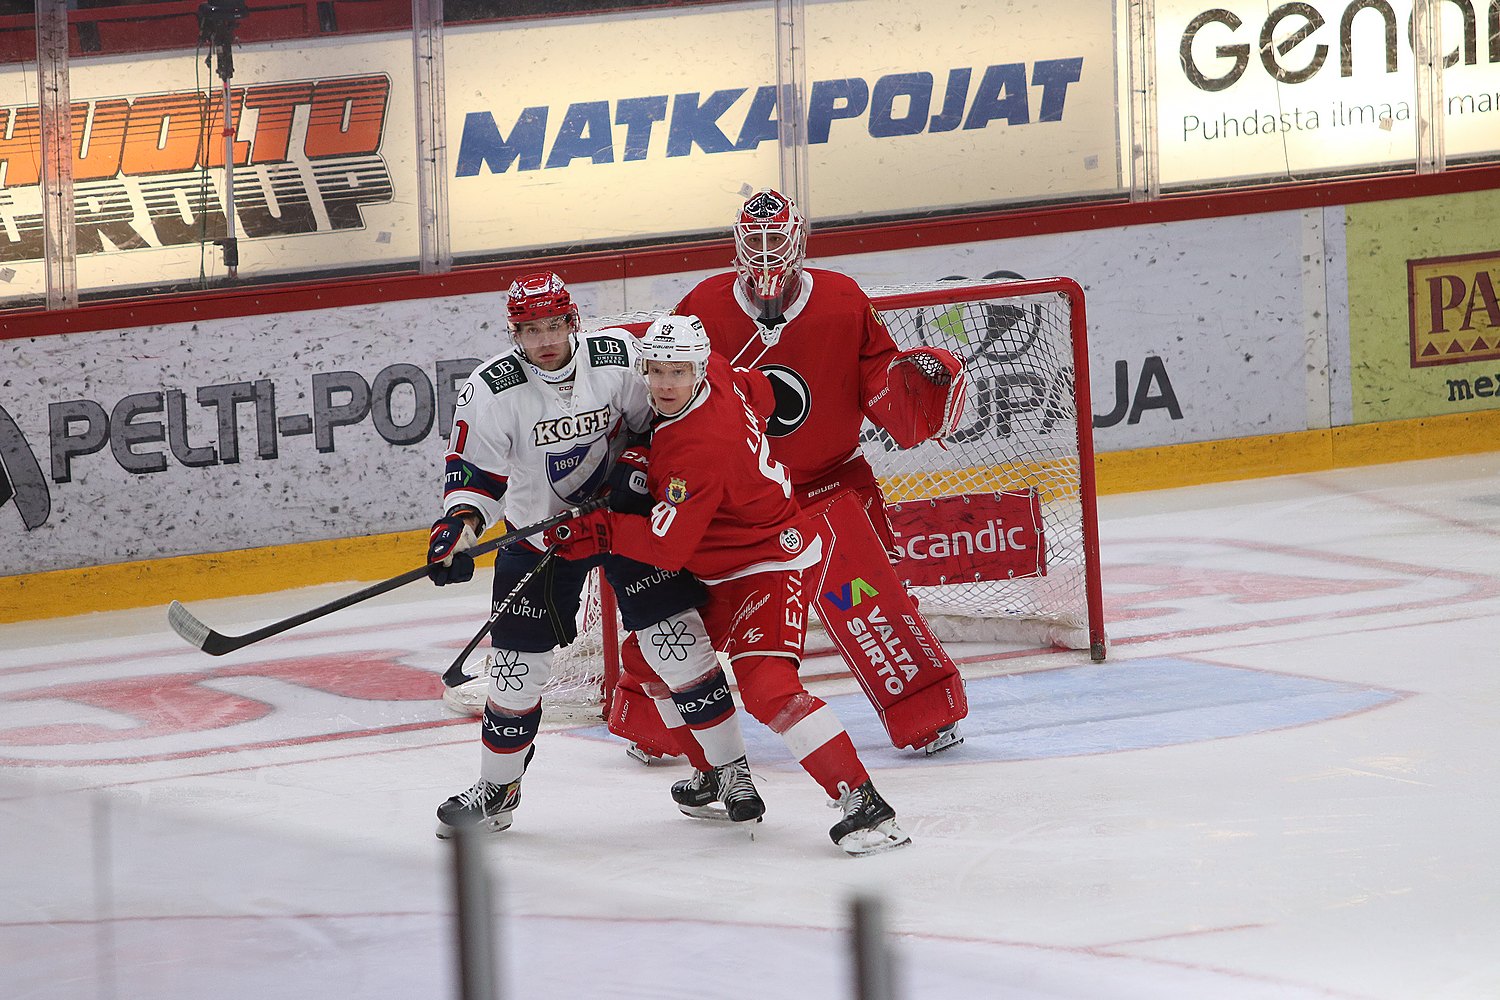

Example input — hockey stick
[167,498,605,656]
[440,543,560,688]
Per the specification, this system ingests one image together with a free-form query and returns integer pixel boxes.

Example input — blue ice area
[572,657,1405,770]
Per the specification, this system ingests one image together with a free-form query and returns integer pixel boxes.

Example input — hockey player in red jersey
[611,188,970,762]
[547,315,911,856]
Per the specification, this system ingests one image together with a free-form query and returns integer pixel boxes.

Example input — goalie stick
[168,499,605,656]
[439,543,560,688]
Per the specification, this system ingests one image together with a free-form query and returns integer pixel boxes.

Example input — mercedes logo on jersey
[760,364,811,437]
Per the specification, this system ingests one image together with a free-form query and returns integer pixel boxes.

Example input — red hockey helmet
[733,189,807,320]
[506,271,579,328]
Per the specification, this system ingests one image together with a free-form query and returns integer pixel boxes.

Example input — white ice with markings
[3,454,1499,999]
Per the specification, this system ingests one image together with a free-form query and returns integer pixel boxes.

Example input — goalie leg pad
[811,492,968,750]
[797,459,895,554]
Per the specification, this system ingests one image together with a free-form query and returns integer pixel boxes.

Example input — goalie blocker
[811,491,967,749]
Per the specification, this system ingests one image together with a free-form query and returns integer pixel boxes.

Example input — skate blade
[442,680,488,717]
[922,730,964,756]
[626,743,668,766]
[837,820,913,857]
[435,814,515,839]
[677,803,734,822]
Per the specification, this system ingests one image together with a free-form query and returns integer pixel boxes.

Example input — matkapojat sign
[444,0,1121,257]
[0,0,1121,301]
[1157,0,1500,186]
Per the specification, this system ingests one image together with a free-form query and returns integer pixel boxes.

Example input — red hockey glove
[544,510,613,560]
[427,514,478,585]
[889,347,967,441]
[606,446,653,516]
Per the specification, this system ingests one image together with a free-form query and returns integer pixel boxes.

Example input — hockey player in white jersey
[426,272,764,837]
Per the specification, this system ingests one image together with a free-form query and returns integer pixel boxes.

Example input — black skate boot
[671,756,765,823]
[671,768,721,820]
[828,780,911,856]
[435,745,535,839]
[713,756,765,824]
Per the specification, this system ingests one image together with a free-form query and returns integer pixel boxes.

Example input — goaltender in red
[546,314,911,857]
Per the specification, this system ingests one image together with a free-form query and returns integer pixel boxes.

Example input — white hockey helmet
[733,188,807,321]
[638,314,711,415]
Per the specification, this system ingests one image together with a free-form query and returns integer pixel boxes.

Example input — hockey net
[544,276,1105,710]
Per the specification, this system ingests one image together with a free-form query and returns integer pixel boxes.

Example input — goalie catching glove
[888,347,967,441]
[427,513,478,585]
[545,509,613,560]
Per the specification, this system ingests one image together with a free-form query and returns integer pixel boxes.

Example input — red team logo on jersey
[759,364,812,437]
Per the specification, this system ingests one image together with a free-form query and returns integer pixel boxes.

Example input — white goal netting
[545,276,1105,709]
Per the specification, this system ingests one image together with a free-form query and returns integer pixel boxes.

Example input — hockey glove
[427,514,478,585]
[889,347,968,440]
[544,510,613,560]
[606,446,653,516]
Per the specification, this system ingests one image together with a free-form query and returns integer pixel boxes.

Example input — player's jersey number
[650,501,676,536]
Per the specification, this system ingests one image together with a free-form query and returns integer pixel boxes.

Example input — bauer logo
[1408,251,1500,368]
[0,74,394,265]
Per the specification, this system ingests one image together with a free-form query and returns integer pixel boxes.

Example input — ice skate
[626,741,676,765]
[442,653,490,716]
[671,756,765,823]
[435,746,535,838]
[714,756,766,823]
[828,780,911,856]
[921,723,964,756]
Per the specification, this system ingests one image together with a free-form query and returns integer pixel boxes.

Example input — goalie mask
[733,189,807,322]
[507,270,581,374]
[638,314,711,416]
